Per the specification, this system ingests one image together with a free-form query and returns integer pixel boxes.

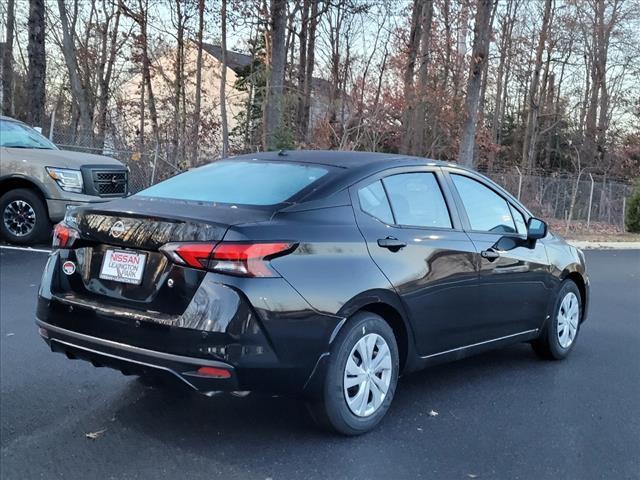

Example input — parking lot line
[0,245,51,254]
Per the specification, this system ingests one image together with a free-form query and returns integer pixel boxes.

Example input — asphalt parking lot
[1,247,639,480]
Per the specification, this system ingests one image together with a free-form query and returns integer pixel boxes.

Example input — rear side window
[137,160,329,206]
[358,181,394,224]
[451,174,516,233]
[383,173,452,228]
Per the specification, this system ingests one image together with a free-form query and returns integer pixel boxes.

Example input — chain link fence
[50,137,634,231]
[484,169,633,231]
[51,130,181,193]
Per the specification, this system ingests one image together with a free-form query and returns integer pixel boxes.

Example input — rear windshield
[136,160,330,205]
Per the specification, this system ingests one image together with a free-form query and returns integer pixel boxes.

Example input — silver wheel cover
[343,333,393,417]
[557,292,579,348]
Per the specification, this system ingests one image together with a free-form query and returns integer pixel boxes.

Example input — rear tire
[0,189,51,245]
[306,311,399,436]
[532,279,582,360]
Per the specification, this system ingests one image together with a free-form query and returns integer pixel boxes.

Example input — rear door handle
[377,237,407,252]
[481,249,500,261]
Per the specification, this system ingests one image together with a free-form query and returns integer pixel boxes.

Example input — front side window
[137,160,330,206]
[451,174,516,233]
[0,120,57,150]
[382,173,452,228]
[358,180,394,224]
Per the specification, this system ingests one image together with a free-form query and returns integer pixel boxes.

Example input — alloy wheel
[343,333,393,417]
[3,200,36,237]
[557,291,579,348]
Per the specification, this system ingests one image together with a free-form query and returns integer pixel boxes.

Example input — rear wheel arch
[335,291,414,373]
[358,303,409,373]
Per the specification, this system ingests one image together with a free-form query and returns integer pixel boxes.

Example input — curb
[566,241,640,250]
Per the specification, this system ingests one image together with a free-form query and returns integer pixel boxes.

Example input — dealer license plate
[99,249,147,285]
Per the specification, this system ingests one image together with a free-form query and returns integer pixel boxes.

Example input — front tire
[0,189,51,245]
[307,311,399,435]
[532,279,582,360]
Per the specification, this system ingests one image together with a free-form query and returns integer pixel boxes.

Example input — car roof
[230,150,452,169]
[0,115,21,123]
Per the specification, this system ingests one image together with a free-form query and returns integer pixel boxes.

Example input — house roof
[200,43,341,99]
[201,43,252,72]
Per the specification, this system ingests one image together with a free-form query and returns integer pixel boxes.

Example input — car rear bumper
[37,319,240,395]
[37,250,345,394]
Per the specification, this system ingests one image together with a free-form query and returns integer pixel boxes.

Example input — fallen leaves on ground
[85,428,107,440]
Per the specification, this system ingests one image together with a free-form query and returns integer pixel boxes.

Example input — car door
[350,167,481,356]
[445,170,552,337]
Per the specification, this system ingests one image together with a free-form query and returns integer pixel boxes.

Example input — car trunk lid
[55,196,276,313]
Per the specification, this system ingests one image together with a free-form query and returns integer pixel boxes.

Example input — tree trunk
[453,0,470,100]
[191,0,205,164]
[220,0,230,157]
[301,0,319,141]
[457,0,494,168]
[26,0,46,127]
[399,0,423,154]
[2,0,15,116]
[95,2,121,148]
[410,0,434,156]
[58,0,94,145]
[172,0,184,163]
[296,0,310,138]
[521,0,553,171]
[263,0,287,150]
[119,0,160,149]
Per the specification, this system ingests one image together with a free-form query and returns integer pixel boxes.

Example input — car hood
[2,147,124,169]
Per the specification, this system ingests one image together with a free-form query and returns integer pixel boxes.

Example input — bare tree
[26,0,46,127]
[521,0,553,170]
[95,0,124,148]
[191,0,205,163]
[301,0,320,141]
[399,0,423,154]
[220,0,230,157]
[410,0,434,156]
[263,0,287,150]
[120,0,160,148]
[57,0,95,145]
[457,0,494,167]
[2,0,15,116]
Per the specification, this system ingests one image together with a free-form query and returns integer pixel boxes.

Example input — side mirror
[527,217,547,240]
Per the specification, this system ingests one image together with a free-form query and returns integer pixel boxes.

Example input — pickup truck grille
[92,170,127,196]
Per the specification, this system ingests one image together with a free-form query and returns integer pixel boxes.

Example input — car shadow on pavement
[108,342,545,443]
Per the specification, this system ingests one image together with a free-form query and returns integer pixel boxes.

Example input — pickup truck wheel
[0,189,51,245]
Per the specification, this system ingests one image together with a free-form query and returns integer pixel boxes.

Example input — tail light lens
[52,222,79,248]
[160,242,296,277]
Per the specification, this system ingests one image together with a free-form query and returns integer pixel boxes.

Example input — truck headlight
[46,167,84,193]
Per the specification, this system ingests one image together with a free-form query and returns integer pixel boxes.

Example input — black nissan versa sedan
[36,150,589,435]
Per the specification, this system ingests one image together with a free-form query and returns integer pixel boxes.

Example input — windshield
[0,119,57,150]
[136,160,331,206]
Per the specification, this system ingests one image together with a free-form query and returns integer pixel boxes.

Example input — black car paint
[36,151,589,396]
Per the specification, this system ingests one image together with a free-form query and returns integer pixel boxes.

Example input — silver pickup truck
[0,115,129,244]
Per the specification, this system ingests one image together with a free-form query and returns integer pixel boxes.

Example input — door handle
[377,237,407,252]
[481,249,500,261]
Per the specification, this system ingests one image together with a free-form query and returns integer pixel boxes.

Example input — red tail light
[52,223,79,248]
[160,241,295,277]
